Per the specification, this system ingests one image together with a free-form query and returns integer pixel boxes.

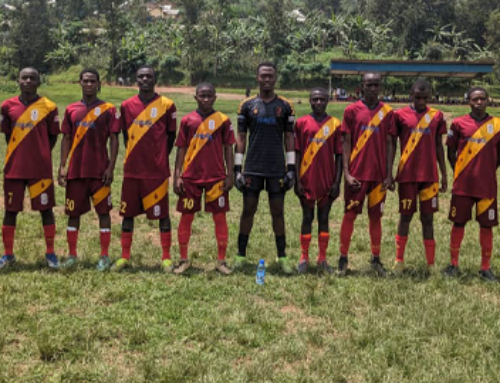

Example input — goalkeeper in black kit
[233,62,296,274]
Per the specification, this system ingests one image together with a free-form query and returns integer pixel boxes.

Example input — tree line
[0,0,498,87]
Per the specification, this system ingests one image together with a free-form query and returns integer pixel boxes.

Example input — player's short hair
[196,82,216,95]
[362,72,381,82]
[411,79,431,93]
[136,65,156,78]
[468,86,488,98]
[19,67,40,80]
[257,61,277,74]
[310,87,329,97]
[79,68,100,81]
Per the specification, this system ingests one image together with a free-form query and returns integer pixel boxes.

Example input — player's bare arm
[436,133,447,192]
[58,133,71,187]
[224,144,234,191]
[447,141,458,171]
[382,134,395,191]
[329,153,343,200]
[173,146,187,196]
[342,133,361,191]
[103,132,119,186]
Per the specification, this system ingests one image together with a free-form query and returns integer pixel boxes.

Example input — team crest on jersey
[276,107,282,117]
[154,205,161,217]
[151,107,158,118]
[425,114,431,123]
[31,109,39,121]
[378,110,384,120]
[209,120,215,130]
[488,124,494,134]
[253,108,258,115]
[41,193,48,206]
[323,125,330,136]
[94,107,101,116]
[219,196,225,208]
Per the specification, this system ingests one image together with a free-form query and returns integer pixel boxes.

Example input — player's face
[18,69,40,94]
[257,66,277,92]
[411,89,430,112]
[80,73,100,97]
[195,87,216,113]
[309,91,328,115]
[136,69,156,92]
[362,74,381,101]
[469,91,488,114]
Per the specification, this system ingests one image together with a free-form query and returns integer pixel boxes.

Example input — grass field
[1,84,500,382]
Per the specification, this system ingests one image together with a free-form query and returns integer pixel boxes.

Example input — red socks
[121,231,133,260]
[318,232,330,263]
[67,228,78,256]
[213,213,228,260]
[2,225,15,255]
[178,214,194,261]
[480,227,493,271]
[100,229,111,256]
[395,234,408,262]
[300,234,312,262]
[161,231,172,260]
[339,211,356,255]
[424,239,436,266]
[369,217,381,257]
[44,224,56,254]
[450,225,465,266]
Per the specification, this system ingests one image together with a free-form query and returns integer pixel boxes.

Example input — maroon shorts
[344,181,386,219]
[176,180,229,214]
[449,194,498,227]
[65,179,112,216]
[4,178,55,212]
[398,182,439,215]
[120,178,169,219]
[300,194,333,209]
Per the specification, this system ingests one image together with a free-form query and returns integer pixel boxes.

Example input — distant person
[0,67,60,270]
[234,62,296,274]
[58,69,120,271]
[392,80,448,275]
[337,72,396,277]
[173,83,235,275]
[112,66,177,272]
[445,87,500,281]
[245,86,251,98]
[294,88,342,274]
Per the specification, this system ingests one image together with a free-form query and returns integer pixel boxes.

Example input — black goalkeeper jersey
[237,95,295,177]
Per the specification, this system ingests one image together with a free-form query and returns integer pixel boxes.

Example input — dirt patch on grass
[112,85,245,100]
[280,305,322,334]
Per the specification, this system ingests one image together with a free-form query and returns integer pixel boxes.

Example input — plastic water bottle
[256,259,266,285]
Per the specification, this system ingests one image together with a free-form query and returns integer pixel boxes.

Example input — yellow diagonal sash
[398,108,439,175]
[478,198,495,216]
[368,183,386,208]
[205,180,225,203]
[92,186,111,206]
[183,112,228,172]
[66,102,114,169]
[5,97,57,165]
[419,183,439,201]
[124,96,174,164]
[350,104,392,162]
[454,118,500,180]
[29,179,52,199]
[300,117,341,178]
[142,179,168,211]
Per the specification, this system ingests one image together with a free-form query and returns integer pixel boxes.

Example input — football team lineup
[0,62,498,282]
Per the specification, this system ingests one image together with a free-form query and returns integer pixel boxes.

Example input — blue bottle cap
[259,259,265,265]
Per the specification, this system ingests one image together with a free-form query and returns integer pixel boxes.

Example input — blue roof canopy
[330,59,493,78]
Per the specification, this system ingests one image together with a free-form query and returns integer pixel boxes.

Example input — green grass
[1,84,500,382]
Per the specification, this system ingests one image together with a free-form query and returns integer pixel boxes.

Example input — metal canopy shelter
[330,59,494,79]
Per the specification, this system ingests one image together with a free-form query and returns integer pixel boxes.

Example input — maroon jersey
[120,94,177,180]
[1,96,59,179]
[295,114,342,200]
[395,106,447,183]
[446,114,500,199]
[176,110,235,183]
[341,100,395,182]
[62,100,120,179]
